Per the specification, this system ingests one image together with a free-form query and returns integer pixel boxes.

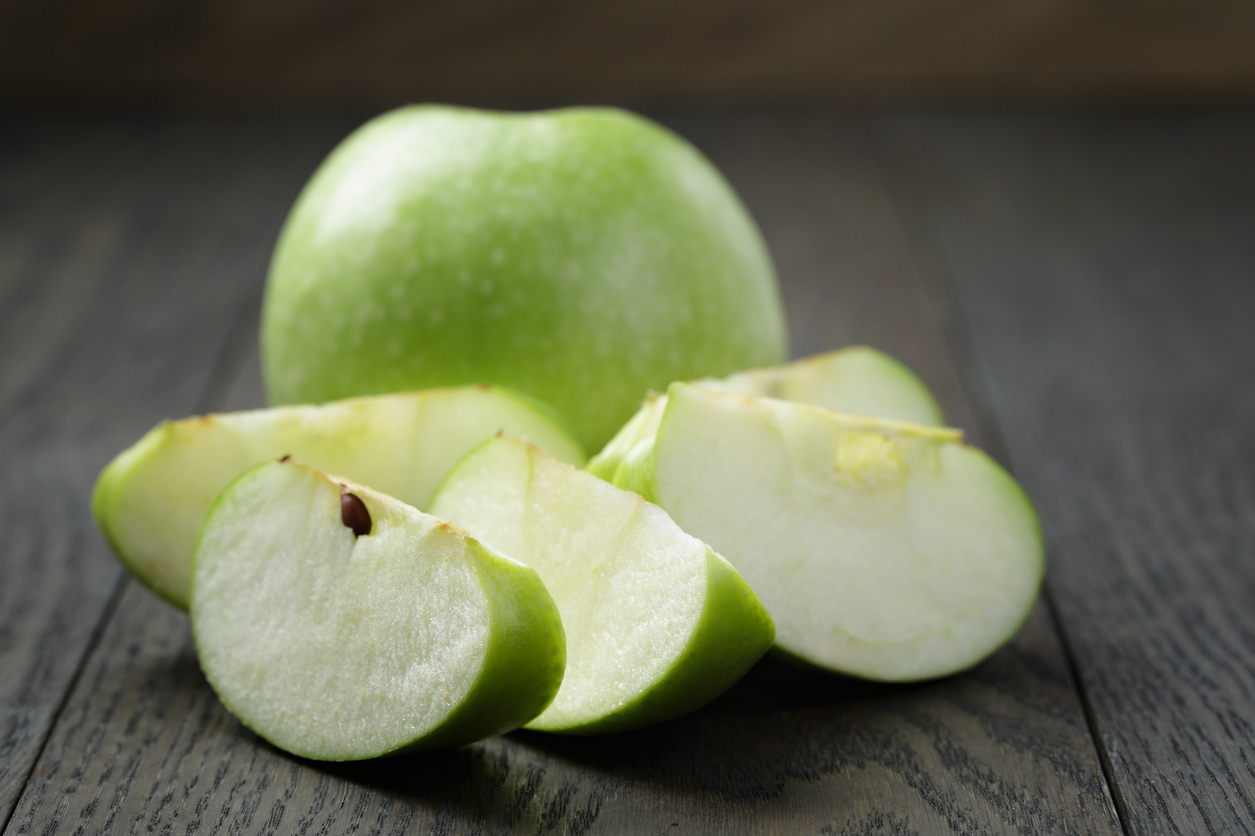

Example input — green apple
[261,105,788,451]
[588,346,942,482]
[609,383,1043,682]
[93,385,585,609]
[191,459,565,760]
[429,436,775,733]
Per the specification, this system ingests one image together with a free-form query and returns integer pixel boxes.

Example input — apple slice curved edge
[190,459,566,760]
[610,382,1044,682]
[94,385,586,609]
[429,436,775,734]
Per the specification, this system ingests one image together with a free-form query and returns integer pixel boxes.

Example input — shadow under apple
[319,655,932,808]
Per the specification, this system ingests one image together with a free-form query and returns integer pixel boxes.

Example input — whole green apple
[261,106,788,450]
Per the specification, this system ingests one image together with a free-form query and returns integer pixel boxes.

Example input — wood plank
[894,109,1255,833]
[0,114,356,830]
[7,113,1119,834]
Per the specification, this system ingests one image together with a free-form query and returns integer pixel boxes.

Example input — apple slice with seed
[429,436,774,734]
[93,385,585,609]
[588,346,941,482]
[609,382,1043,682]
[190,458,565,760]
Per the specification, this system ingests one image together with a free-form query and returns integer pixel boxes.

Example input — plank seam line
[1,572,128,836]
[3,254,264,833]
[869,116,1132,836]
[1040,586,1133,830]
[904,197,1135,836]
[933,254,1133,833]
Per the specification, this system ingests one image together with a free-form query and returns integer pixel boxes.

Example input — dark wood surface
[896,111,1255,834]
[5,0,1255,104]
[0,107,1250,834]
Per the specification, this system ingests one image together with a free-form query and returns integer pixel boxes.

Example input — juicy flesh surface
[697,346,943,426]
[654,385,1041,681]
[192,463,490,760]
[430,438,707,729]
[107,387,583,607]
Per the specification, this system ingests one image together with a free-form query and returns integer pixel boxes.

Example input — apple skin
[261,105,788,451]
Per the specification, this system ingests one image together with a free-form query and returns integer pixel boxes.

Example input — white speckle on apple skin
[313,114,495,245]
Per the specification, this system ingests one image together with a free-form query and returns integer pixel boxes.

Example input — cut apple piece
[429,436,774,734]
[586,392,668,482]
[93,385,586,609]
[610,383,1043,682]
[588,347,941,481]
[190,459,565,760]
[697,346,943,425]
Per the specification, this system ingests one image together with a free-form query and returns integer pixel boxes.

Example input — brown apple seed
[340,491,371,538]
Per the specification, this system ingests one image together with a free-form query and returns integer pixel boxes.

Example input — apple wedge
[588,347,941,482]
[191,459,565,760]
[609,383,1043,682]
[697,346,943,425]
[429,436,775,734]
[93,385,586,609]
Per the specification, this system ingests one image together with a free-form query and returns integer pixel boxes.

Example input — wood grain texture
[3,112,1118,835]
[893,110,1255,833]
[5,587,1111,836]
[2,0,1255,105]
[0,114,355,830]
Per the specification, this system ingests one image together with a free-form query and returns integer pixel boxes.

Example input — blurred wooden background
[2,0,1255,105]
[3,4,1255,834]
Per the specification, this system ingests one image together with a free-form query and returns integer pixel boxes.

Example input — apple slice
[191,459,565,760]
[610,383,1043,682]
[94,385,585,609]
[588,347,941,482]
[429,436,774,734]
[697,346,943,425]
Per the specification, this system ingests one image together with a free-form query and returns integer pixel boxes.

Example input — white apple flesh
[93,385,585,609]
[612,383,1044,682]
[190,460,565,760]
[429,436,775,733]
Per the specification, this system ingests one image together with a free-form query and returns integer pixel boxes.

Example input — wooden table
[2,108,1252,835]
